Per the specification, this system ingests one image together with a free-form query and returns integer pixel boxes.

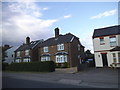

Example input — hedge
[2,63,9,71]
[56,62,69,68]
[6,61,55,72]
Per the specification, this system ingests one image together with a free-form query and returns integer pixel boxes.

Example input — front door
[101,53,108,67]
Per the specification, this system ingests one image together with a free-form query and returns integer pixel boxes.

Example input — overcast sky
[1,0,118,53]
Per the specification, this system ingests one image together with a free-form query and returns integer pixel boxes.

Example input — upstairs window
[109,36,116,47]
[100,37,105,45]
[43,47,48,52]
[25,50,29,56]
[17,51,20,57]
[57,44,64,51]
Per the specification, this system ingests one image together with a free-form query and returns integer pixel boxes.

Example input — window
[23,58,30,62]
[57,44,64,51]
[56,55,67,63]
[43,47,48,52]
[78,44,80,51]
[118,53,120,63]
[109,36,116,47]
[41,56,50,61]
[100,37,105,45]
[113,53,116,63]
[15,59,21,63]
[25,50,29,56]
[17,51,20,57]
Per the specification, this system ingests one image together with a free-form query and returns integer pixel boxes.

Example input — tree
[84,49,94,61]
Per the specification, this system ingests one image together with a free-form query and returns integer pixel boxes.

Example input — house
[93,25,120,68]
[4,47,16,64]
[1,45,12,63]
[38,27,85,67]
[14,37,44,63]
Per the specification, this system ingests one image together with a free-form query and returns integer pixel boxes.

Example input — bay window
[56,55,67,63]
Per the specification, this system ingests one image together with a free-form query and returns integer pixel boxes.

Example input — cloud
[2,2,58,46]
[90,9,117,19]
[43,7,49,10]
[81,32,94,53]
[63,14,72,19]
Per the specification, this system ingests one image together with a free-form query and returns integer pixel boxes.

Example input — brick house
[93,25,120,68]
[14,37,43,63]
[38,27,85,67]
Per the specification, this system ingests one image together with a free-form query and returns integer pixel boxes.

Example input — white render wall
[93,34,120,67]
[93,35,119,51]
[118,35,120,46]
[95,51,120,67]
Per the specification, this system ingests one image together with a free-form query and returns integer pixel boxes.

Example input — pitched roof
[93,25,120,38]
[39,33,83,47]
[15,40,43,52]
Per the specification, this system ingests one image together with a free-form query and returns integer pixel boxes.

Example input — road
[2,67,119,88]
[2,77,89,88]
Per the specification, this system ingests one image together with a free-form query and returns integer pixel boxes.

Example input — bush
[56,62,69,68]
[6,61,55,72]
[62,62,69,68]
[55,63,61,68]
[2,63,9,71]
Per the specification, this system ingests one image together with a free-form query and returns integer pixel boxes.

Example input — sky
[1,0,118,53]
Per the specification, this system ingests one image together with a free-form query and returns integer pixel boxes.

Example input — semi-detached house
[93,25,120,68]
[14,37,44,63]
[14,27,85,67]
[38,28,85,67]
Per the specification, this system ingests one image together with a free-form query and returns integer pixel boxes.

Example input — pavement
[2,67,119,88]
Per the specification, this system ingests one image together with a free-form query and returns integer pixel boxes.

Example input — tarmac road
[2,77,91,88]
[2,67,119,88]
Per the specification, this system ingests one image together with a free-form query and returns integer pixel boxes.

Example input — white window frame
[23,58,31,62]
[112,53,116,63]
[41,56,50,61]
[57,44,64,51]
[15,59,21,63]
[56,55,67,63]
[109,36,116,47]
[43,47,48,52]
[17,51,20,57]
[25,50,29,56]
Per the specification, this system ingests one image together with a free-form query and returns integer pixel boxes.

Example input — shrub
[2,63,9,71]
[6,61,55,72]
[55,62,69,68]
[62,62,69,68]
[55,63,61,68]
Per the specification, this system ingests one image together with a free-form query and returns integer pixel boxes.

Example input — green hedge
[6,61,55,72]
[56,62,69,68]
[2,63,9,71]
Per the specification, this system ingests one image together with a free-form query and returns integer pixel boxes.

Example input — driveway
[2,67,119,88]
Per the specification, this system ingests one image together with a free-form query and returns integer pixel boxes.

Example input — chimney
[26,37,30,45]
[55,27,59,37]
